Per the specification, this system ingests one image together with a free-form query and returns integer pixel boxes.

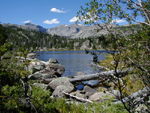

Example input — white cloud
[23,20,32,23]
[43,19,60,24]
[69,17,78,22]
[50,8,66,13]
[112,19,126,23]
[70,12,97,23]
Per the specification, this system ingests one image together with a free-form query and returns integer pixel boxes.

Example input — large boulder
[70,86,97,99]
[82,85,96,99]
[89,91,115,102]
[46,64,65,77]
[49,77,75,98]
[27,53,36,59]
[28,72,42,80]
[28,61,45,74]
[33,64,45,71]
[48,58,59,64]
[82,85,96,93]
[40,70,57,79]
[48,77,74,90]
[52,85,74,98]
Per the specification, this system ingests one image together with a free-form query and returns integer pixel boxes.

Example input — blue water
[35,50,106,76]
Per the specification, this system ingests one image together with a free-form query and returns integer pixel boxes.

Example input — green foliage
[77,0,150,112]
[3,25,104,51]
[85,100,128,113]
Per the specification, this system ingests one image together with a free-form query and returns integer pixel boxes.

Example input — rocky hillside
[2,23,47,33]
[47,24,111,38]
[2,23,141,39]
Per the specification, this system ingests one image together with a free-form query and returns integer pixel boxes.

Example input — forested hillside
[4,25,104,51]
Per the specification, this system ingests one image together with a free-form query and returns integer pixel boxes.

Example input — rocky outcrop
[52,85,74,98]
[45,64,65,76]
[48,58,59,64]
[89,91,115,102]
[47,77,75,98]
[47,77,74,90]
[27,57,129,105]
[27,53,36,59]
[28,58,65,80]
[70,85,96,99]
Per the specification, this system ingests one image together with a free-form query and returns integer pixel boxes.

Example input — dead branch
[114,86,150,104]
[62,91,93,103]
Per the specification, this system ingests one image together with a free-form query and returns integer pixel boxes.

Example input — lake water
[36,50,106,76]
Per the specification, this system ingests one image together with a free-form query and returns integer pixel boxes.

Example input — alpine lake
[35,50,107,88]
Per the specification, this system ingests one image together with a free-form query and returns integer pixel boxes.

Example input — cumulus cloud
[70,13,97,23]
[43,19,60,24]
[23,20,32,23]
[50,8,67,13]
[69,17,78,22]
[112,19,126,23]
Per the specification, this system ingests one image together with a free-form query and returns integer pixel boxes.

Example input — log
[38,68,132,84]
[114,86,150,104]
[70,69,132,83]
[62,91,93,103]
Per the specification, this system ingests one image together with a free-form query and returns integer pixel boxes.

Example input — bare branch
[115,86,150,104]
[62,91,93,103]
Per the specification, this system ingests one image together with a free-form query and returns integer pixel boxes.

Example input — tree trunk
[115,86,150,104]
[70,69,131,83]
[39,68,132,84]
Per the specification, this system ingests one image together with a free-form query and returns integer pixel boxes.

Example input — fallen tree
[115,86,150,104]
[70,68,132,83]
[40,68,132,84]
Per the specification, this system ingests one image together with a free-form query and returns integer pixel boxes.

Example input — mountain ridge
[2,23,137,38]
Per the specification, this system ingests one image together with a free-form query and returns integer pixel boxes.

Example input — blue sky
[0,0,90,28]
[0,0,144,28]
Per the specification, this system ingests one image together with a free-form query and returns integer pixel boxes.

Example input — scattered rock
[70,90,85,98]
[27,53,36,59]
[52,85,74,98]
[41,71,57,79]
[82,85,96,93]
[46,64,65,77]
[28,72,42,80]
[82,85,96,99]
[28,61,45,74]
[48,58,59,64]
[97,87,108,92]
[89,91,114,101]
[70,86,97,99]
[33,64,45,71]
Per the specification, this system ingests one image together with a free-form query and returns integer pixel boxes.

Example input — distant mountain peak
[2,23,136,39]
